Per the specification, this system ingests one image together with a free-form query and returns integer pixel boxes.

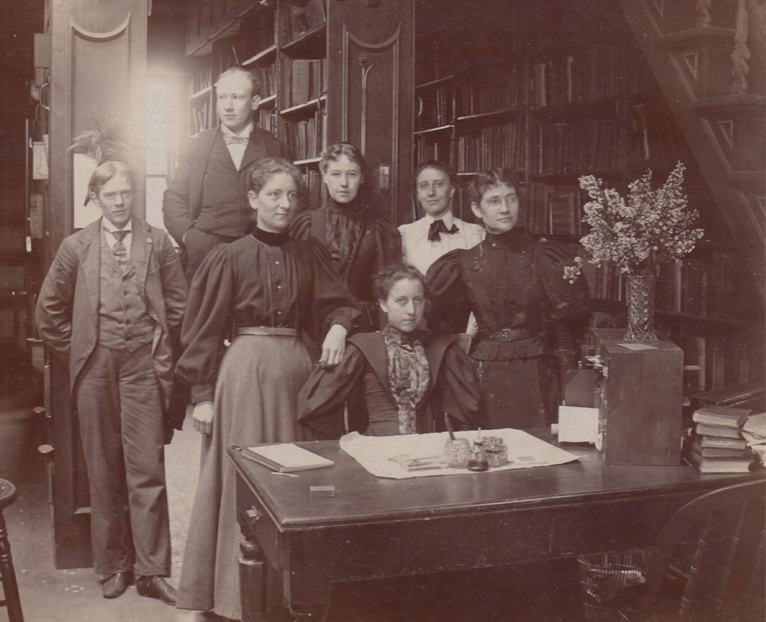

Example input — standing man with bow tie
[399,161,485,277]
[35,161,187,604]
[163,67,292,281]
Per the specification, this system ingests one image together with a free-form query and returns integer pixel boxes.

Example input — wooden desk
[231,433,765,621]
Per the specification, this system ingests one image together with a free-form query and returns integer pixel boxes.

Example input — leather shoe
[102,570,133,599]
[136,575,177,606]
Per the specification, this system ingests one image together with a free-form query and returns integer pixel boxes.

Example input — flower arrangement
[575,161,704,277]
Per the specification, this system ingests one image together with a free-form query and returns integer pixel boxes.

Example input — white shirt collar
[423,211,455,229]
[102,217,133,233]
[221,122,254,139]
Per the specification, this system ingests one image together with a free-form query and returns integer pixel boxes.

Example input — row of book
[655,252,764,322]
[233,10,275,64]
[414,135,450,166]
[416,85,454,131]
[284,111,326,161]
[525,183,586,237]
[674,332,756,396]
[455,121,525,173]
[283,59,326,108]
[530,120,627,176]
[684,404,758,474]
[251,66,276,101]
[191,101,214,136]
[529,46,651,109]
[191,64,213,95]
[302,169,323,211]
[458,64,528,117]
[284,0,326,43]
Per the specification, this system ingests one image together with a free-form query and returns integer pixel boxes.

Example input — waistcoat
[98,234,155,351]
[197,138,248,237]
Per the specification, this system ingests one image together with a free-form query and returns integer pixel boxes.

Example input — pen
[270,472,300,478]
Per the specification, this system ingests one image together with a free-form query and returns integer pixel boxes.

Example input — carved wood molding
[731,0,751,95]
[70,14,132,41]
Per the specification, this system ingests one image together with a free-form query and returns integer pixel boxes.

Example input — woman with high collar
[298,263,480,438]
[425,169,591,430]
[174,157,361,620]
[289,142,402,328]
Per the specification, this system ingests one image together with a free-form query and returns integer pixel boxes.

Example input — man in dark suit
[163,66,292,280]
[36,161,187,604]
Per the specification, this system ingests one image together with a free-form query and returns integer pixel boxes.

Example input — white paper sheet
[339,429,580,479]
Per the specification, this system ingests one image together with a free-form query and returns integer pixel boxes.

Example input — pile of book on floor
[684,404,755,473]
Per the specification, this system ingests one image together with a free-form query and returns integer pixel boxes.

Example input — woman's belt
[479,328,531,342]
[237,326,299,337]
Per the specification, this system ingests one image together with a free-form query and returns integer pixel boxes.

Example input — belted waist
[479,328,531,342]
[237,326,299,337]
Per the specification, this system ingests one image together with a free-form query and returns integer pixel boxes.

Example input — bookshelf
[413,0,764,394]
[184,0,414,220]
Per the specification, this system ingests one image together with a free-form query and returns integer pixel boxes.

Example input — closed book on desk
[692,405,750,429]
[696,435,748,451]
[685,450,753,474]
[694,423,744,439]
[689,438,750,459]
[243,443,334,473]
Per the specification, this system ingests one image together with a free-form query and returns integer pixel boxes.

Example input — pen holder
[443,438,471,468]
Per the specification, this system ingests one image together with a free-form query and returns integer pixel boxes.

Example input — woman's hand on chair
[319,324,347,368]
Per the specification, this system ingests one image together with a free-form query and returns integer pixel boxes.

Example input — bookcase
[413,0,764,395]
[184,0,414,220]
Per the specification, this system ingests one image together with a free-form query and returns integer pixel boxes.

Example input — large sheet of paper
[339,429,580,479]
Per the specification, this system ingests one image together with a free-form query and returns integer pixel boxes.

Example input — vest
[196,137,248,238]
[97,233,155,351]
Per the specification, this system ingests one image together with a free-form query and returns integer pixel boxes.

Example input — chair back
[636,478,765,622]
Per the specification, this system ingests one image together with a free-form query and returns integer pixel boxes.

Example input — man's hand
[318,324,347,368]
[192,401,215,436]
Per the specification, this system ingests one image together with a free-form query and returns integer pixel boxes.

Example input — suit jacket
[35,217,188,427]
[162,126,292,245]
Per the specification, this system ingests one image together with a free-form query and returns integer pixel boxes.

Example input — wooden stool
[0,479,24,622]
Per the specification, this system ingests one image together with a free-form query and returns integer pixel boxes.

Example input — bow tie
[428,219,459,242]
[223,135,249,146]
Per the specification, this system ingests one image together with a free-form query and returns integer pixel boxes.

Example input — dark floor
[0,347,590,622]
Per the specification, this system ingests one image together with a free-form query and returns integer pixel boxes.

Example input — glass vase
[624,273,658,343]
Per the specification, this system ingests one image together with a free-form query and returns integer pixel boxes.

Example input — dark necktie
[223,135,249,146]
[428,219,459,242]
[107,228,130,264]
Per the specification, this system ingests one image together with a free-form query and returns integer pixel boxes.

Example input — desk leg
[239,513,267,622]
[288,532,330,622]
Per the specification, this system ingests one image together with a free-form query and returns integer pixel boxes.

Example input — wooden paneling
[46,0,147,569]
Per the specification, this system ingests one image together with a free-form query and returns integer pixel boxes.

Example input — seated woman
[425,169,591,430]
[174,157,361,621]
[299,263,481,437]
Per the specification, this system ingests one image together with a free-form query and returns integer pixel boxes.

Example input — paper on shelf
[339,429,579,479]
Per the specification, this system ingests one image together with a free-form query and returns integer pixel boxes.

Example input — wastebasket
[577,549,649,621]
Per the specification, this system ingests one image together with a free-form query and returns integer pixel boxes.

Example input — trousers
[75,343,171,576]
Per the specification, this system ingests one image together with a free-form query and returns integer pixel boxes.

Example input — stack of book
[685,405,754,473]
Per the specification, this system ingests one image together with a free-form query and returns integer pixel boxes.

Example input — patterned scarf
[383,325,430,435]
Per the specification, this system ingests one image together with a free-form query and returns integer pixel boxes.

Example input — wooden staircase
[620,0,765,295]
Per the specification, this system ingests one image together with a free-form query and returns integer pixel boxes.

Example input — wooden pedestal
[592,328,684,466]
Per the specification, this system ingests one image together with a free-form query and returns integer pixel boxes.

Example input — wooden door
[45,0,147,569]
[325,0,414,224]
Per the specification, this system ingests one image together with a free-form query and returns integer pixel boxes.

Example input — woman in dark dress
[174,158,361,620]
[289,142,402,327]
[425,169,590,430]
[299,263,480,437]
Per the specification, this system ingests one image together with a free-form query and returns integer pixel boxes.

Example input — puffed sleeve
[373,216,403,273]
[176,244,234,403]
[306,238,367,339]
[536,239,591,368]
[288,209,313,241]
[424,249,471,334]
[297,343,368,438]
[430,341,482,430]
